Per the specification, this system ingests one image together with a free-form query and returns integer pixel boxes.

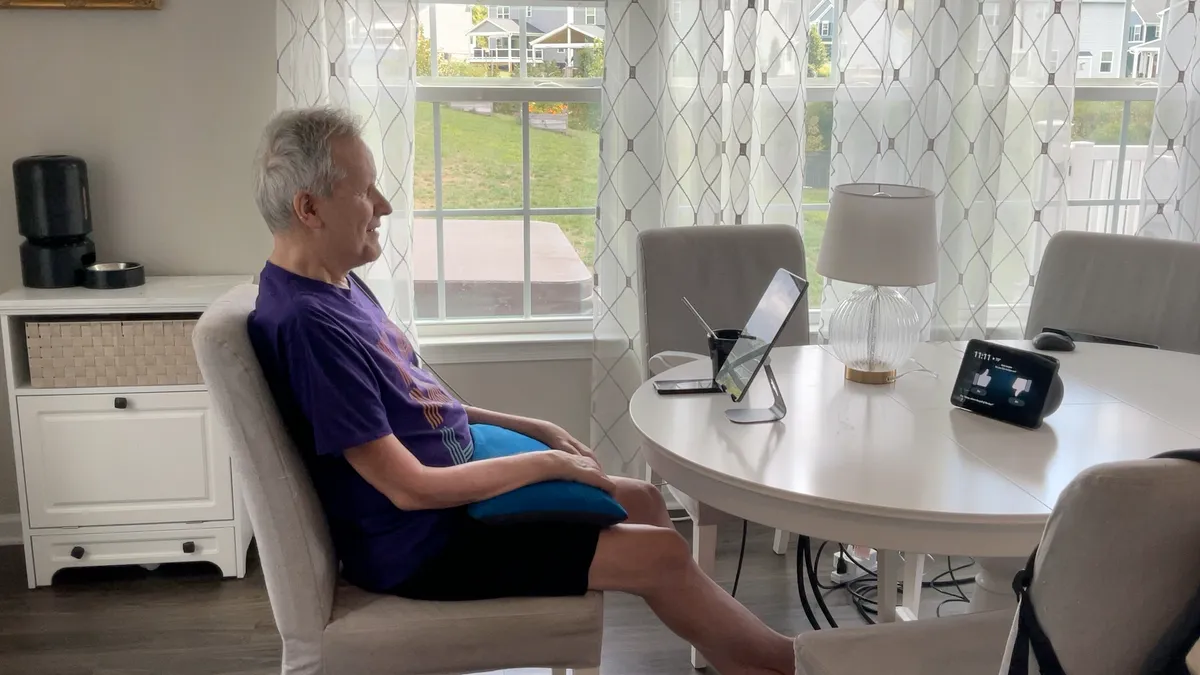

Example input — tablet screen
[715,269,809,403]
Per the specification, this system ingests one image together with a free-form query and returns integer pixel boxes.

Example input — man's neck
[268,238,349,288]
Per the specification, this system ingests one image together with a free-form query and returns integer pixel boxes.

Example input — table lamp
[817,183,938,384]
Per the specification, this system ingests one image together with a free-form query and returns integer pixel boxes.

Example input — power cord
[730,520,748,597]
[796,543,976,629]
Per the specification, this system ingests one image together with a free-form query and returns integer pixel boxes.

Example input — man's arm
[464,406,596,459]
[345,433,613,511]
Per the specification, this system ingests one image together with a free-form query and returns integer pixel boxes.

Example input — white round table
[631,340,1200,624]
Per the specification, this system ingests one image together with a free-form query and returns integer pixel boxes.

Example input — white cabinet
[18,392,233,529]
[0,276,254,588]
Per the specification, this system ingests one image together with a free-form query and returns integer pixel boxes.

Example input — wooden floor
[0,522,975,675]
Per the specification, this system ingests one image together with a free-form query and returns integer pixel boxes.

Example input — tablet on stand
[714,269,810,425]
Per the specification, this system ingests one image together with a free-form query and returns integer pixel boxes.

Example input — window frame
[1100,50,1115,73]
[416,2,604,333]
[819,20,830,38]
[494,5,510,19]
[584,7,597,24]
[1129,23,1142,42]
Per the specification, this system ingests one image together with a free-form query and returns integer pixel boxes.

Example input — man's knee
[616,478,669,522]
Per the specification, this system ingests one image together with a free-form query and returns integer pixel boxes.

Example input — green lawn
[415,102,828,302]
[414,102,599,264]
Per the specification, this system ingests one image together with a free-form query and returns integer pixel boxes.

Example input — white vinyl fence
[1067,141,1148,235]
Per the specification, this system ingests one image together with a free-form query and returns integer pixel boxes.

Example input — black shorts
[389,511,602,601]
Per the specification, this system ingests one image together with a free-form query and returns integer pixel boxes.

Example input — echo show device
[950,339,1064,430]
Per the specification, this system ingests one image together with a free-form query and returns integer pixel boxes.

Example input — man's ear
[293,191,322,230]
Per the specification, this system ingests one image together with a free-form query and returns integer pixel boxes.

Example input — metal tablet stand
[725,362,787,424]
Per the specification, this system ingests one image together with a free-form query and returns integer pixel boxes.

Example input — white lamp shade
[817,183,939,287]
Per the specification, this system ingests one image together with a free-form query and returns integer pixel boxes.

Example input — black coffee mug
[708,329,742,382]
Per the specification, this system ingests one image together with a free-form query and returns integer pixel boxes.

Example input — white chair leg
[691,523,718,669]
[771,529,790,554]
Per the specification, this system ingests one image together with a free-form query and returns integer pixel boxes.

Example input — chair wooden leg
[771,529,790,554]
[552,669,568,675]
[691,523,718,669]
[572,668,600,675]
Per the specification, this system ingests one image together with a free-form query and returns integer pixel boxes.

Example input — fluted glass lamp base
[828,285,921,386]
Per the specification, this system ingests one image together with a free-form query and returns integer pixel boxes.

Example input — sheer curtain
[820,0,1081,342]
[590,0,811,475]
[1141,0,1200,242]
[275,0,420,340]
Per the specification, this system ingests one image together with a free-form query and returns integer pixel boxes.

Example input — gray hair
[253,106,363,233]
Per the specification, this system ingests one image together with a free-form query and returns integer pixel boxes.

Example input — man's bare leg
[589,523,794,675]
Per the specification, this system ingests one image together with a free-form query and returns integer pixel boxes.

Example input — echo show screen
[950,340,1059,429]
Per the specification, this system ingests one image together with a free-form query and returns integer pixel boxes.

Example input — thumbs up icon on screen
[972,369,991,388]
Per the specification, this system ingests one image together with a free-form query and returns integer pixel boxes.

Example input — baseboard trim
[0,514,21,546]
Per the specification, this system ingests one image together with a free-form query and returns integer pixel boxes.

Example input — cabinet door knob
[182,541,196,554]
[70,546,85,560]
[114,397,128,409]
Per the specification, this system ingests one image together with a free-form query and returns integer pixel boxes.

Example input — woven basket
[25,319,202,389]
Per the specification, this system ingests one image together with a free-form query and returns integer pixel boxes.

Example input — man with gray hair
[247,107,795,675]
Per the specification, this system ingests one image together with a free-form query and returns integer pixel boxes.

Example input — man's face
[312,135,393,269]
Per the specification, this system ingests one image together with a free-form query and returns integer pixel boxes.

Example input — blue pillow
[466,424,628,526]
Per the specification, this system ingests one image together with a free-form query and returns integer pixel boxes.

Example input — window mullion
[433,102,447,321]
[522,103,532,319]
[1109,100,1133,234]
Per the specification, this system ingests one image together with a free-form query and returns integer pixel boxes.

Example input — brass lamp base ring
[845,367,897,385]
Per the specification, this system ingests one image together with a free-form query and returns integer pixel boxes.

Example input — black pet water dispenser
[13,155,97,288]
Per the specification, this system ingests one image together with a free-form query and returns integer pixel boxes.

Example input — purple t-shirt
[247,261,473,592]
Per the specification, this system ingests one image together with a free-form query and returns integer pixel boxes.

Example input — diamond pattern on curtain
[275,0,420,341]
[821,0,1080,342]
[590,0,810,476]
[1140,0,1200,242]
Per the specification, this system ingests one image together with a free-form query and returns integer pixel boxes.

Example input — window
[410,0,1162,334]
[415,2,602,326]
[983,2,1000,28]
[1129,24,1143,41]
[671,0,682,22]
[1146,25,1157,41]
[584,7,597,25]
[494,6,509,19]
[526,5,532,17]
[819,20,830,38]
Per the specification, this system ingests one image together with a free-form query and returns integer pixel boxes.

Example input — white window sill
[420,331,594,365]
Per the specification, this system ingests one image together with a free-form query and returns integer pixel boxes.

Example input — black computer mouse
[1032,331,1075,352]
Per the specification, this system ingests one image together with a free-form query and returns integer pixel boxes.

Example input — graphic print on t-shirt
[375,318,473,465]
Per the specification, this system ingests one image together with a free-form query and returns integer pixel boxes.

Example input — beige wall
[435,359,593,440]
[0,0,278,515]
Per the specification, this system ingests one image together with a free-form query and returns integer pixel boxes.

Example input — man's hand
[543,450,614,493]
[531,421,598,462]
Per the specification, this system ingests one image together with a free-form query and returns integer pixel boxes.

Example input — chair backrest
[193,284,337,673]
[637,225,810,371]
[1002,455,1200,674]
[1026,231,1200,353]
